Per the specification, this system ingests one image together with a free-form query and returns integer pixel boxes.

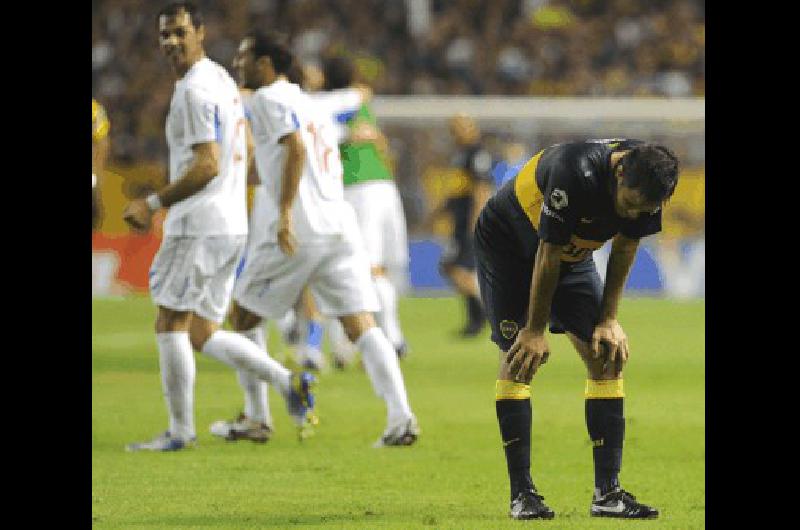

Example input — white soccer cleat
[373,415,420,447]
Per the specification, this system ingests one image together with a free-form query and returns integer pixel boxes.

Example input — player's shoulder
[184,58,236,95]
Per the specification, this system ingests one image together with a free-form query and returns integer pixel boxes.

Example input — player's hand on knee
[505,328,549,383]
[591,319,628,375]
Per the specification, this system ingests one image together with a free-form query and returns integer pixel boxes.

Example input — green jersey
[340,104,393,186]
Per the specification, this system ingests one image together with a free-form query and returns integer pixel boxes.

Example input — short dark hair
[287,61,305,86]
[620,144,680,203]
[323,56,355,90]
[248,30,294,75]
[158,2,203,28]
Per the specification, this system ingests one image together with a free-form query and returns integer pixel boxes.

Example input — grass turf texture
[92,295,704,529]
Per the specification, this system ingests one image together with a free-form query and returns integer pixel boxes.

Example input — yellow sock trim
[585,379,624,399]
[495,380,531,400]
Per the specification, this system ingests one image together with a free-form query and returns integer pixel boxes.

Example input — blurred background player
[92,98,110,231]
[124,2,316,451]
[220,31,419,446]
[312,55,410,360]
[426,113,494,337]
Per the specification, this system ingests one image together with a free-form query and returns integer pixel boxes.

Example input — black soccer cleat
[509,487,555,520]
[590,487,659,519]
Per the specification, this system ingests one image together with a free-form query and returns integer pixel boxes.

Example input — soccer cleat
[373,415,420,447]
[590,487,659,519]
[509,487,555,520]
[295,346,327,372]
[285,372,318,440]
[125,431,196,452]
[209,413,273,443]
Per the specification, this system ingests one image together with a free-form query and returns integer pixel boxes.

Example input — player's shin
[356,327,412,426]
[238,326,271,425]
[201,330,292,395]
[585,379,625,495]
[496,380,534,501]
[156,332,196,440]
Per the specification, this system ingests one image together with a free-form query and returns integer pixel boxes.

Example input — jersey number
[306,122,334,175]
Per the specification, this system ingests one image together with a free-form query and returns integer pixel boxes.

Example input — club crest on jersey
[500,320,519,340]
[550,188,568,210]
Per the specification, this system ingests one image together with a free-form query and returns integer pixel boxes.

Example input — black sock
[466,294,484,323]
[496,399,534,501]
[585,398,624,494]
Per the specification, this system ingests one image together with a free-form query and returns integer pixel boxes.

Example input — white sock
[356,327,413,427]
[373,275,404,349]
[275,308,299,344]
[156,332,196,440]
[201,330,291,395]
[238,327,271,425]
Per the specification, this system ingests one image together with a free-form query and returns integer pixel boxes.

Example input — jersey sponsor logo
[550,188,568,210]
[500,320,519,340]
[541,203,565,223]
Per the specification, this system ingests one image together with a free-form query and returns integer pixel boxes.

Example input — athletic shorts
[474,207,603,351]
[232,236,380,320]
[343,180,409,272]
[149,235,246,324]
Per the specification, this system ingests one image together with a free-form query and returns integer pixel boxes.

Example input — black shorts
[474,204,603,352]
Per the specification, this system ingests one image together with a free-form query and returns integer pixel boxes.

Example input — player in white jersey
[122,3,316,452]
[222,31,419,446]
[311,57,410,362]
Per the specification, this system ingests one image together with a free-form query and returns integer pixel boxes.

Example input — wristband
[145,193,162,211]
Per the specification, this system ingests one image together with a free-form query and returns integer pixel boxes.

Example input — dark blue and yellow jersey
[446,143,494,242]
[486,139,662,263]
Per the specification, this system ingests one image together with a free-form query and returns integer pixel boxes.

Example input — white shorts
[149,235,246,323]
[343,180,408,272]
[233,236,379,320]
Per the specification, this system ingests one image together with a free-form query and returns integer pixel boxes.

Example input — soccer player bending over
[123,2,316,451]
[474,139,679,519]
[216,31,418,447]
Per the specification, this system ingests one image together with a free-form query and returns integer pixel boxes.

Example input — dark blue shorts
[474,208,603,352]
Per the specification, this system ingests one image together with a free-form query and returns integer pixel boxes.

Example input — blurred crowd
[92,0,704,164]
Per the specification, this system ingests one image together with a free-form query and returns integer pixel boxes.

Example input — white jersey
[164,57,248,236]
[248,79,353,245]
[310,88,363,144]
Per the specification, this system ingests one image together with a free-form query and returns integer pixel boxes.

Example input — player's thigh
[549,259,604,344]
[310,239,380,318]
[475,242,533,353]
[380,182,409,270]
[232,243,317,320]
[149,235,244,324]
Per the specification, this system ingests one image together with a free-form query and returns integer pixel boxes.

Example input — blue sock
[306,320,323,349]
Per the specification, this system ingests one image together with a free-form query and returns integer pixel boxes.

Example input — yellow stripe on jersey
[584,379,625,399]
[92,98,110,141]
[513,149,545,228]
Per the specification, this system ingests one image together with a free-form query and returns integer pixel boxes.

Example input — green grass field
[92,295,704,529]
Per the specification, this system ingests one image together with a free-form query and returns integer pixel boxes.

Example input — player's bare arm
[506,240,563,383]
[244,118,258,184]
[123,142,219,231]
[277,130,305,255]
[592,233,640,373]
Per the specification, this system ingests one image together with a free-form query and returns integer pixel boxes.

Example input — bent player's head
[158,2,205,76]
[449,113,480,145]
[323,56,355,90]
[234,31,293,90]
[613,144,680,219]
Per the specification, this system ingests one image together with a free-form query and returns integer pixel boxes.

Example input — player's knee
[340,312,376,342]
[228,303,261,331]
[371,265,386,277]
[189,317,218,351]
[155,308,190,333]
